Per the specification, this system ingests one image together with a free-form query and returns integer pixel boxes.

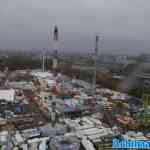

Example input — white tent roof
[31,71,53,79]
[81,139,96,150]
[0,89,15,102]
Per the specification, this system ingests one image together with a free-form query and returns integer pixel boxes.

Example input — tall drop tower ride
[93,36,99,93]
[50,25,59,125]
[52,25,59,73]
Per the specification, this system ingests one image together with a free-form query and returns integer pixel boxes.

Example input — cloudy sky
[0,0,148,54]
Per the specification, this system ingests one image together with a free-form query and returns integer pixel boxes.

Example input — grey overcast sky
[0,0,149,54]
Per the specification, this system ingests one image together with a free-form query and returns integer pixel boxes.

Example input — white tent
[82,138,96,150]
[0,89,15,102]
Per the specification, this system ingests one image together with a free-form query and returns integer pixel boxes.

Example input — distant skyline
[0,0,148,54]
